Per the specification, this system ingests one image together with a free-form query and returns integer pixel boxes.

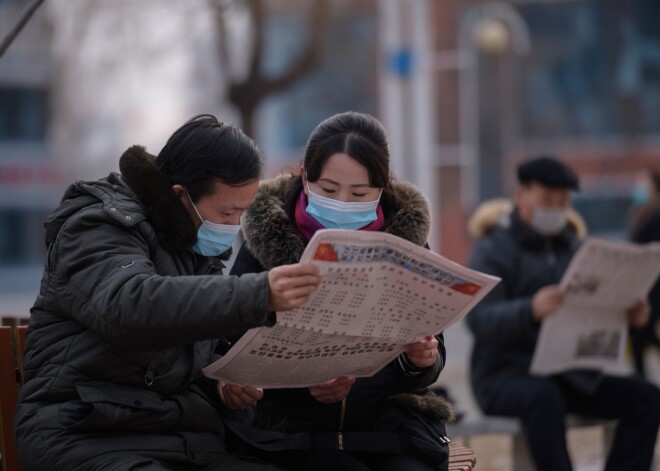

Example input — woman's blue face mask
[187,192,240,256]
[305,180,382,230]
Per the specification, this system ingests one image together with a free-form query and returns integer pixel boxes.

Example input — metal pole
[410,0,438,248]
[458,7,480,211]
[378,0,405,181]
[457,2,531,210]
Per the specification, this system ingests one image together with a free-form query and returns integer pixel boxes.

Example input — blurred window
[517,0,660,138]
[0,87,49,142]
[0,208,47,265]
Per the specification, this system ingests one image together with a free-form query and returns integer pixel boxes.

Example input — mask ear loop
[303,169,315,196]
[185,188,204,223]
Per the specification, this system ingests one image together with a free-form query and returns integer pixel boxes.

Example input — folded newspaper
[530,237,660,375]
[203,229,500,388]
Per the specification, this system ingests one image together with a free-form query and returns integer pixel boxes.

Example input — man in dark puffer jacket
[14,115,320,471]
[466,156,660,471]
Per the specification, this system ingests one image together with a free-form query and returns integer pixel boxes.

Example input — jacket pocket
[60,384,180,432]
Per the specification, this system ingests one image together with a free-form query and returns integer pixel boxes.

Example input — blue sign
[387,48,414,78]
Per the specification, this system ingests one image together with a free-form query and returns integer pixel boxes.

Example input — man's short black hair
[517,156,580,191]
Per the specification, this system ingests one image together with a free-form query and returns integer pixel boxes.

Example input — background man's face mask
[188,192,240,256]
[632,184,650,205]
[305,180,382,230]
[530,207,568,236]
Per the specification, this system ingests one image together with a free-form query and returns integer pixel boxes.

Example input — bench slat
[0,326,21,471]
[448,442,476,470]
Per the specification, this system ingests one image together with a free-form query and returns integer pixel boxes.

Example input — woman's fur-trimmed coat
[230,175,454,439]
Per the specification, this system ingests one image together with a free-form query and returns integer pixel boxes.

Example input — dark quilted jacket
[15,147,274,470]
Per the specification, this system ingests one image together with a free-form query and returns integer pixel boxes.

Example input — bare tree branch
[211,0,237,72]
[225,0,330,136]
[260,0,328,95]
[0,0,48,58]
[247,0,264,80]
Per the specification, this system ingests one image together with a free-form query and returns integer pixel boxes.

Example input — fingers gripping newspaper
[203,229,500,388]
[530,237,660,375]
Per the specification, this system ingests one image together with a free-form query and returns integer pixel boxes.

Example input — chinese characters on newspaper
[203,229,500,388]
[531,237,660,375]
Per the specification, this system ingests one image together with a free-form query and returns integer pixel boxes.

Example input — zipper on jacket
[544,239,556,267]
[144,348,178,387]
[338,398,347,450]
[144,367,155,386]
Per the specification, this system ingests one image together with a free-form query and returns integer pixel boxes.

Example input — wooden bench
[0,323,475,471]
[448,442,477,470]
[0,325,27,471]
[447,414,615,470]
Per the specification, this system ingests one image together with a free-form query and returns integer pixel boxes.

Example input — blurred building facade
[0,0,60,301]
[225,0,660,263]
[420,0,660,262]
[2,0,659,310]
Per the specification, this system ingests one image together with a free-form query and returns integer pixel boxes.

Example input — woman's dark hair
[156,114,263,202]
[283,111,399,219]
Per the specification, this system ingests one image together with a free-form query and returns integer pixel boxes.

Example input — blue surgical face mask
[632,185,649,206]
[305,180,382,230]
[187,193,240,256]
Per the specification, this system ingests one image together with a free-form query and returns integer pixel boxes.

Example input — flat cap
[517,156,579,191]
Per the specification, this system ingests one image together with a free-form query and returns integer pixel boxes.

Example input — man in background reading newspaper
[466,155,660,471]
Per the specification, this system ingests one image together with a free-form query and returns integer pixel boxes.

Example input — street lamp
[473,17,511,54]
[458,2,531,209]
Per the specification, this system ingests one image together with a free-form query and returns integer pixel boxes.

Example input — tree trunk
[241,104,256,139]
[215,0,329,137]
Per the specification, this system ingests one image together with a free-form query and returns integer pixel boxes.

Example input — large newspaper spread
[203,229,500,388]
[530,237,660,375]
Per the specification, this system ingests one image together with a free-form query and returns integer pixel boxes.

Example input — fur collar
[385,391,456,423]
[241,174,432,270]
[119,145,197,251]
[467,197,587,239]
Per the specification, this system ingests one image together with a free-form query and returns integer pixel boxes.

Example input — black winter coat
[630,207,660,327]
[466,203,588,411]
[229,175,450,444]
[15,146,275,471]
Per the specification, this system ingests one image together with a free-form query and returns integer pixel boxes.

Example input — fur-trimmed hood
[241,174,432,270]
[118,145,198,251]
[467,197,587,239]
[44,145,199,253]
